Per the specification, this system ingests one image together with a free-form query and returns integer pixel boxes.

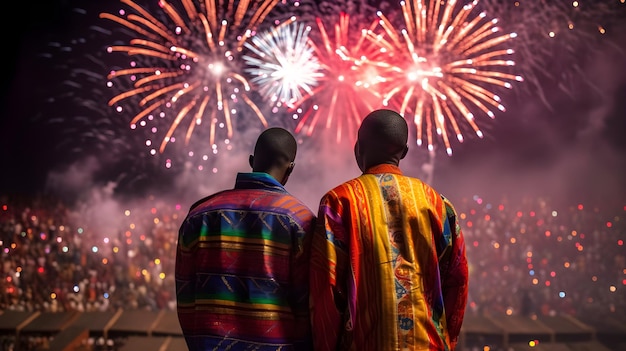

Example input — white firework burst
[243,17,323,105]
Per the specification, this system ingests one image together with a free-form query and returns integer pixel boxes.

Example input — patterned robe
[176,172,315,351]
[310,164,468,351]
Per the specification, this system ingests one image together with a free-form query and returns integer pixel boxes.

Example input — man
[176,127,315,351]
[309,109,469,351]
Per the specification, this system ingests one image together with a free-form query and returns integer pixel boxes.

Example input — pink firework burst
[370,0,523,155]
[288,12,387,144]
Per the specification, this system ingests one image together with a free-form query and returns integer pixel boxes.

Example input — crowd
[0,194,181,313]
[1,192,624,321]
[459,194,625,322]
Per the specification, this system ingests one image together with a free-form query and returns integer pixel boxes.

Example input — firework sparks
[100,0,279,159]
[243,17,322,106]
[481,0,626,107]
[286,12,386,144]
[370,0,523,155]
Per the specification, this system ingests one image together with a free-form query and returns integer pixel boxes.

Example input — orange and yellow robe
[310,164,468,351]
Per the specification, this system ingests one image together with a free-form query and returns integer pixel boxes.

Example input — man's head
[354,109,409,172]
[249,127,297,185]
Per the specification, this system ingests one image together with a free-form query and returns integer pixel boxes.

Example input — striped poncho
[176,172,316,351]
[310,164,468,351]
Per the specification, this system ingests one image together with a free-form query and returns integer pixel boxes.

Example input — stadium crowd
[1,192,625,320]
[0,194,180,314]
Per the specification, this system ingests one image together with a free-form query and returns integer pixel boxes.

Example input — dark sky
[1,0,80,195]
[1,0,625,212]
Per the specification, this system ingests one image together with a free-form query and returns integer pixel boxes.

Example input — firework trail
[242,17,322,107]
[369,0,523,156]
[100,0,282,158]
[41,33,187,197]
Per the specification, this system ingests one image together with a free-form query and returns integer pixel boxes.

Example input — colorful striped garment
[176,172,315,351]
[310,164,469,351]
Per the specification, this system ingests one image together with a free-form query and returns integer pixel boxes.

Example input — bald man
[176,127,315,351]
[310,109,469,351]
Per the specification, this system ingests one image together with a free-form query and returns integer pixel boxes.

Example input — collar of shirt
[234,172,286,192]
[364,164,403,175]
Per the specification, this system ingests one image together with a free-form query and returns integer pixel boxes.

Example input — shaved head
[250,127,297,184]
[355,109,409,171]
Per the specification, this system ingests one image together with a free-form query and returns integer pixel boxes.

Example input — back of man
[176,128,315,351]
[309,109,469,351]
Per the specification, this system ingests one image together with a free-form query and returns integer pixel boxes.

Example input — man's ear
[249,155,254,169]
[400,145,408,159]
[280,162,295,185]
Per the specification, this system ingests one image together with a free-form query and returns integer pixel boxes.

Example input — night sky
[2,0,82,195]
[1,0,625,212]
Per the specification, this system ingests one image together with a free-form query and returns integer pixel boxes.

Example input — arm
[290,209,316,349]
[439,197,469,348]
[175,217,198,336]
[309,193,349,351]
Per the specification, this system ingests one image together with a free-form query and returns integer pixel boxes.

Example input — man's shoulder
[330,173,423,188]
[327,178,358,191]
[396,173,442,193]
[188,189,314,219]
[271,192,316,219]
[187,190,230,213]
[320,177,364,200]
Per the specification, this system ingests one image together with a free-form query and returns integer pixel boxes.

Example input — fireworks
[100,0,280,160]
[97,0,623,161]
[480,0,626,107]
[369,0,523,155]
[290,12,386,144]
[95,0,535,157]
[243,17,322,106]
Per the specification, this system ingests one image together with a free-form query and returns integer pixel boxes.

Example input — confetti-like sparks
[288,12,386,144]
[371,0,523,155]
[481,0,626,107]
[243,17,322,106]
[100,0,278,157]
